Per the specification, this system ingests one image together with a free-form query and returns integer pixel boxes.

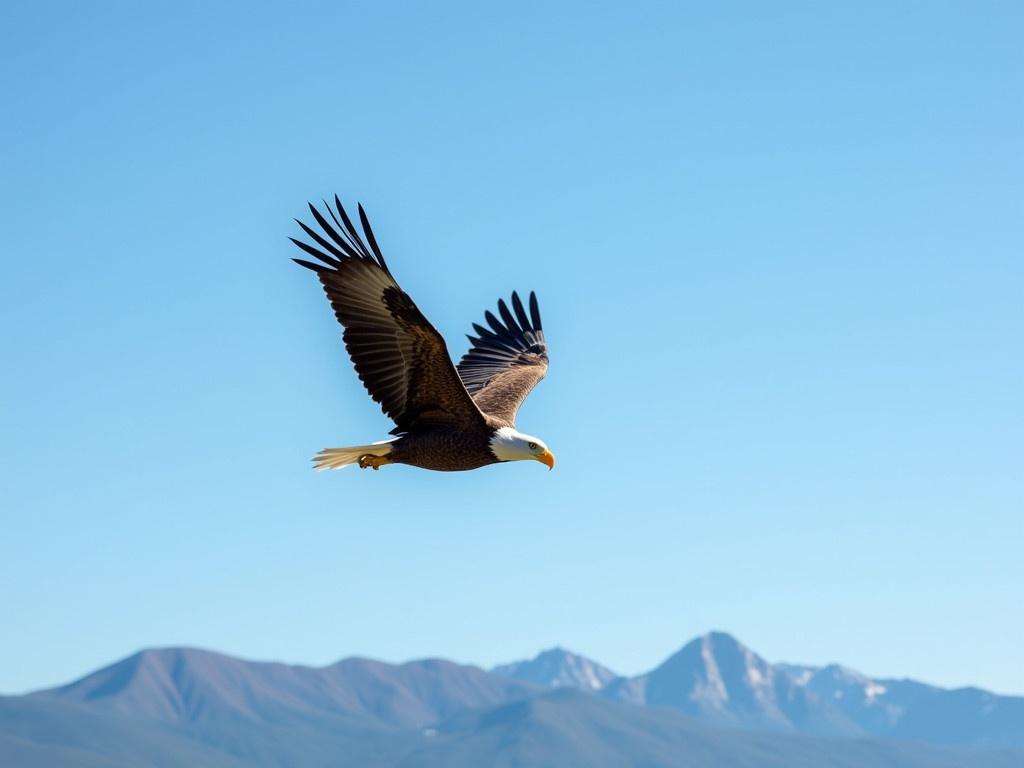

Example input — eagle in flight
[291,196,554,472]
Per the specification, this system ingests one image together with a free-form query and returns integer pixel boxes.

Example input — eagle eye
[527,441,538,450]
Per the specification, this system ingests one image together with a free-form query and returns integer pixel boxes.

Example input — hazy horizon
[9,627,1024,699]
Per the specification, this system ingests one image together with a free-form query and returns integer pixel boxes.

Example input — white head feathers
[489,426,553,468]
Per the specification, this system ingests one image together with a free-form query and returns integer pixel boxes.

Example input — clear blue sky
[2,2,1021,696]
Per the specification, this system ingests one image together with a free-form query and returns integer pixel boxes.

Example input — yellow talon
[358,454,391,470]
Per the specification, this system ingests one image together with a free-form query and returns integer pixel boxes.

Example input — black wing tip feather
[357,203,389,270]
[292,257,327,273]
[528,291,542,331]
[458,290,549,392]
[290,195,390,275]
[486,291,543,335]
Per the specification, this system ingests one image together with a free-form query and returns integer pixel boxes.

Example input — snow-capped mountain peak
[492,647,617,691]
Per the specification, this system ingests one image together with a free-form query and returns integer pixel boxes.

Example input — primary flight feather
[292,196,554,472]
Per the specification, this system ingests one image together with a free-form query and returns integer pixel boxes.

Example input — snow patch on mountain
[493,648,617,691]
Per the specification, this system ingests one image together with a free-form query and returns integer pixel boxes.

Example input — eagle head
[489,427,555,470]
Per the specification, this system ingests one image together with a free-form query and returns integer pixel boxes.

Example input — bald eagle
[291,196,554,472]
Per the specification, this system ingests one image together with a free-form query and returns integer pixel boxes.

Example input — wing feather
[292,199,485,434]
[456,291,549,425]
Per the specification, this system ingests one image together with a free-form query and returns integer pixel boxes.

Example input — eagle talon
[358,454,390,471]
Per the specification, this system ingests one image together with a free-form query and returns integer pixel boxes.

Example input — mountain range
[493,632,1024,748]
[1,632,1020,767]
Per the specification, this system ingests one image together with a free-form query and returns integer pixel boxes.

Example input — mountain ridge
[39,645,542,728]
[493,631,1024,748]
[4,632,1021,767]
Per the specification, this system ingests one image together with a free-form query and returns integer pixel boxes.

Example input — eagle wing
[456,291,549,425]
[292,197,486,435]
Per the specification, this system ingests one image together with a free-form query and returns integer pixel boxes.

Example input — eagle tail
[312,440,395,471]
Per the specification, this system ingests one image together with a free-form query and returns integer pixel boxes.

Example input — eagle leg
[358,454,392,471]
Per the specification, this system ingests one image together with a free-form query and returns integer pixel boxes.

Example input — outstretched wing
[457,291,549,425]
[292,197,485,435]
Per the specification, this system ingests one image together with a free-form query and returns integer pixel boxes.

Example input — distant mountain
[602,632,860,736]
[2,634,1022,767]
[38,646,540,728]
[791,663,1024,748]
[497,632,1024,749]
[404,688,1023,768]
[4,684,1021,768]
[492,647,617,691]
[0,695,252,768]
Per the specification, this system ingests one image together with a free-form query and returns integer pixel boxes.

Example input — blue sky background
[2,2,1021,695]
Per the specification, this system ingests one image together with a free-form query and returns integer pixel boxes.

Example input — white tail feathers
[312,440,395,471]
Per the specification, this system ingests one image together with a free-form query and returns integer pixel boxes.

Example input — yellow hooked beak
[536,449,556,470]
